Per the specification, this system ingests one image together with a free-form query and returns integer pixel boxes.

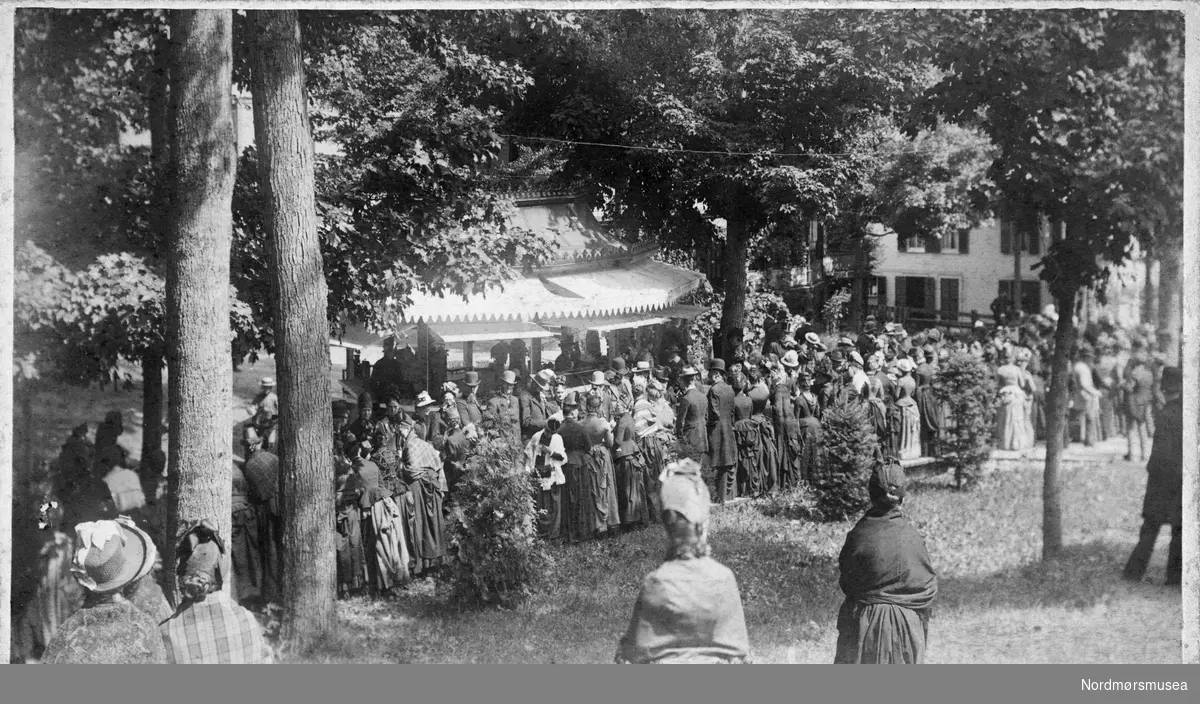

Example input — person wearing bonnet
[615,459,751,664]
[834,458,938,664]
[159,520,273,663]
[42,516,169,663]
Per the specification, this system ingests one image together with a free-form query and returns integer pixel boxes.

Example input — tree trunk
[140,353,164,475]
[849,234,865,329]
[1042,286,1078,561]
[1141,253,1158,328]
[1157,245,1182,366]
[249,9,336,650]
[717,213,749,358]
[0,7,15,665]
[163,9,237,604]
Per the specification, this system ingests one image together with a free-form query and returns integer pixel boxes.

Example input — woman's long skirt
[754,417,779,495]
[834,600,929,664]
[535,484,563,539]
[405,474,447,576]
[776,419,803,492]
[995,386,1030,451]
[615,454,649,527]
[563,462,593,542]
[229,504,262,604]
[638,436,666,523]
[797,419,823,483]
[336,505,366,595]
[584,446,621,534]
[362,497,410,591]
[897,403,922,461]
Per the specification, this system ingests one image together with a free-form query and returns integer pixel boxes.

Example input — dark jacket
[706,381,738,467]
[1142,396,1182,525]
[519,391,559,441]
[676,386,709,459]
[486,392,522,440]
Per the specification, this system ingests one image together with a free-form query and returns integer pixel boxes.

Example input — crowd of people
[12,301,1182,664]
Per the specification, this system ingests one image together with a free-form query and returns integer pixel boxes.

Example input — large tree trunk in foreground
[164,9,237,604]
[717,212,749,361]
[140,353,164,470]
[1042,286,1078,561]
[0,7,15,665]
[1183,220,1199,664]
[249,9,336,650]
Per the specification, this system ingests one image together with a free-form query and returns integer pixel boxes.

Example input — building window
[1000,218,1042,255]
[998,280,1043,316]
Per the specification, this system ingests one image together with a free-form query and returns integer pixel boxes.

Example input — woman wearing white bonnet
[615,459,750,664]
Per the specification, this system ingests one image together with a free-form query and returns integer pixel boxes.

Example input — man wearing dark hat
[456,371,485,430]
[348,391,380,454]
[834,459,937,663]
[611,356,635,407]
[705,358,738,503]
[521,369,560,442]
[1123,366,1183,586]
[161,520,272,663]
[675,366,709,464]
[487,369,523,442]
[241,426,281,605]
[856,321,879,360]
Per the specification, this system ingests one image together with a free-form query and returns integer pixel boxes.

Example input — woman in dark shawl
[616,459,750,664]
[581,392,621,537]
[913,366,943,458]
[835,458,938,664]
[558,392,594,542]
[612,395,649,529]
[401,426,448,576]
[864,376,893,459]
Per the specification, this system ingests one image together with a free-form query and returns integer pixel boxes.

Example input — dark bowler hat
[463,371,481,387]
[610,357,629,375]
[709,358,727,373]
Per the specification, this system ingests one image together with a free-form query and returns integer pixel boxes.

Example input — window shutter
[1000,220,1012,254]
[877,276,888,306]
[897,233,908,252]
[895,276,907,309]
[925,277,937,311]
[940,278,960,322]
[926,233,942,254]
[958,229,970,254]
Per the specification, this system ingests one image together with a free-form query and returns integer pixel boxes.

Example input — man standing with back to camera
[1123,365,1182,587]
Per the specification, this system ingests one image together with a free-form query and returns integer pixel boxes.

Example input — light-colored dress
[995,364,1031,451]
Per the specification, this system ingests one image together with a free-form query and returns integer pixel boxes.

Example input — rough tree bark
[1,7,15,665]
[717,212,749,360]
[1041,286,1078,561]
[140,26,169,473]
[249,9,336,649]
[1157,243,1182,366]
[163,9,237,603]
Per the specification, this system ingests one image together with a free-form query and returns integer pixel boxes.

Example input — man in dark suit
[455,371,484,431]
[1123,366,1182,586]
[706,359,738,504]
[520,370,560,442]
[486,370,522,442]
[675,366,708,464]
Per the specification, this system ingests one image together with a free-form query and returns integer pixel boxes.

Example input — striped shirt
[161,590,272,663]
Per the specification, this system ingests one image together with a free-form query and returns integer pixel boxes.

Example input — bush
[808,395,879,521]
[684,287,797,365]
[821,287,852,332]
[934,352,998,488]
[448,412,551,607]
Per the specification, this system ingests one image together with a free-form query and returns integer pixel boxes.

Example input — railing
[860,305,996,331]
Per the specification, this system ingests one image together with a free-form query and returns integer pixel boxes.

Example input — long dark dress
[612,412,649,527]
[732,391,762,498]
[795,392,823,483]
[402,435,448,576]
[335,468,365,595]
[914,377,943,458]
[747,382,778,495]
[835,505,938,664]
[582,414,621,534]
[773,380,803,492]
[559,418,593,542]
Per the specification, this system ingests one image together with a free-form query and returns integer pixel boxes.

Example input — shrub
[821,287,852,332]
[808,394,879,521]
[447,411,551,607]
[684,287,797,365]
[934,351,998,488]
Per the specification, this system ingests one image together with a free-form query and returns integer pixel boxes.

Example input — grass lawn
[296,450,1181,664]
[14,365,1180,664]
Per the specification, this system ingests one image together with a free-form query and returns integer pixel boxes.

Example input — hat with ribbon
[804,331,821,347]
[260,377,276,388]
[837,336,855,348]
[653,366,671,382]
[501,370,518,385]
[71,516,157,595]
[659,459,711,524]
[416,390,437,408]
[562,390,580,408]
[678,365,699,379]
[634,360,652,374]
[781,350,801,368]
[533,370,553,391]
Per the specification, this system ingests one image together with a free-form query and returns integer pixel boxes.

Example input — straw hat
[71,517,156,595]
[260,377,276,388]
[781,350,801,368]
[416,391,436,408]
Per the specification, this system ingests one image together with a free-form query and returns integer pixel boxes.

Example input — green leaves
[934,351,999,488]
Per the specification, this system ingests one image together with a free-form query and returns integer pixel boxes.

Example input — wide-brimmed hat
[501,370,518,385]
[589,371,608,385]
[533,370,553,391]
[803,332,821,347]
[71,517,156,595]
[416,391,437,407]
[897,358,916,373]
[659,459,710,524]
[260,377,276,388]
[634,360,652,374]
[781,350,800,368]
[708,358,727,373]
[678,365,699,379]
[463,371,481,387]
[849,351,864,367]
[837,336,854,348]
